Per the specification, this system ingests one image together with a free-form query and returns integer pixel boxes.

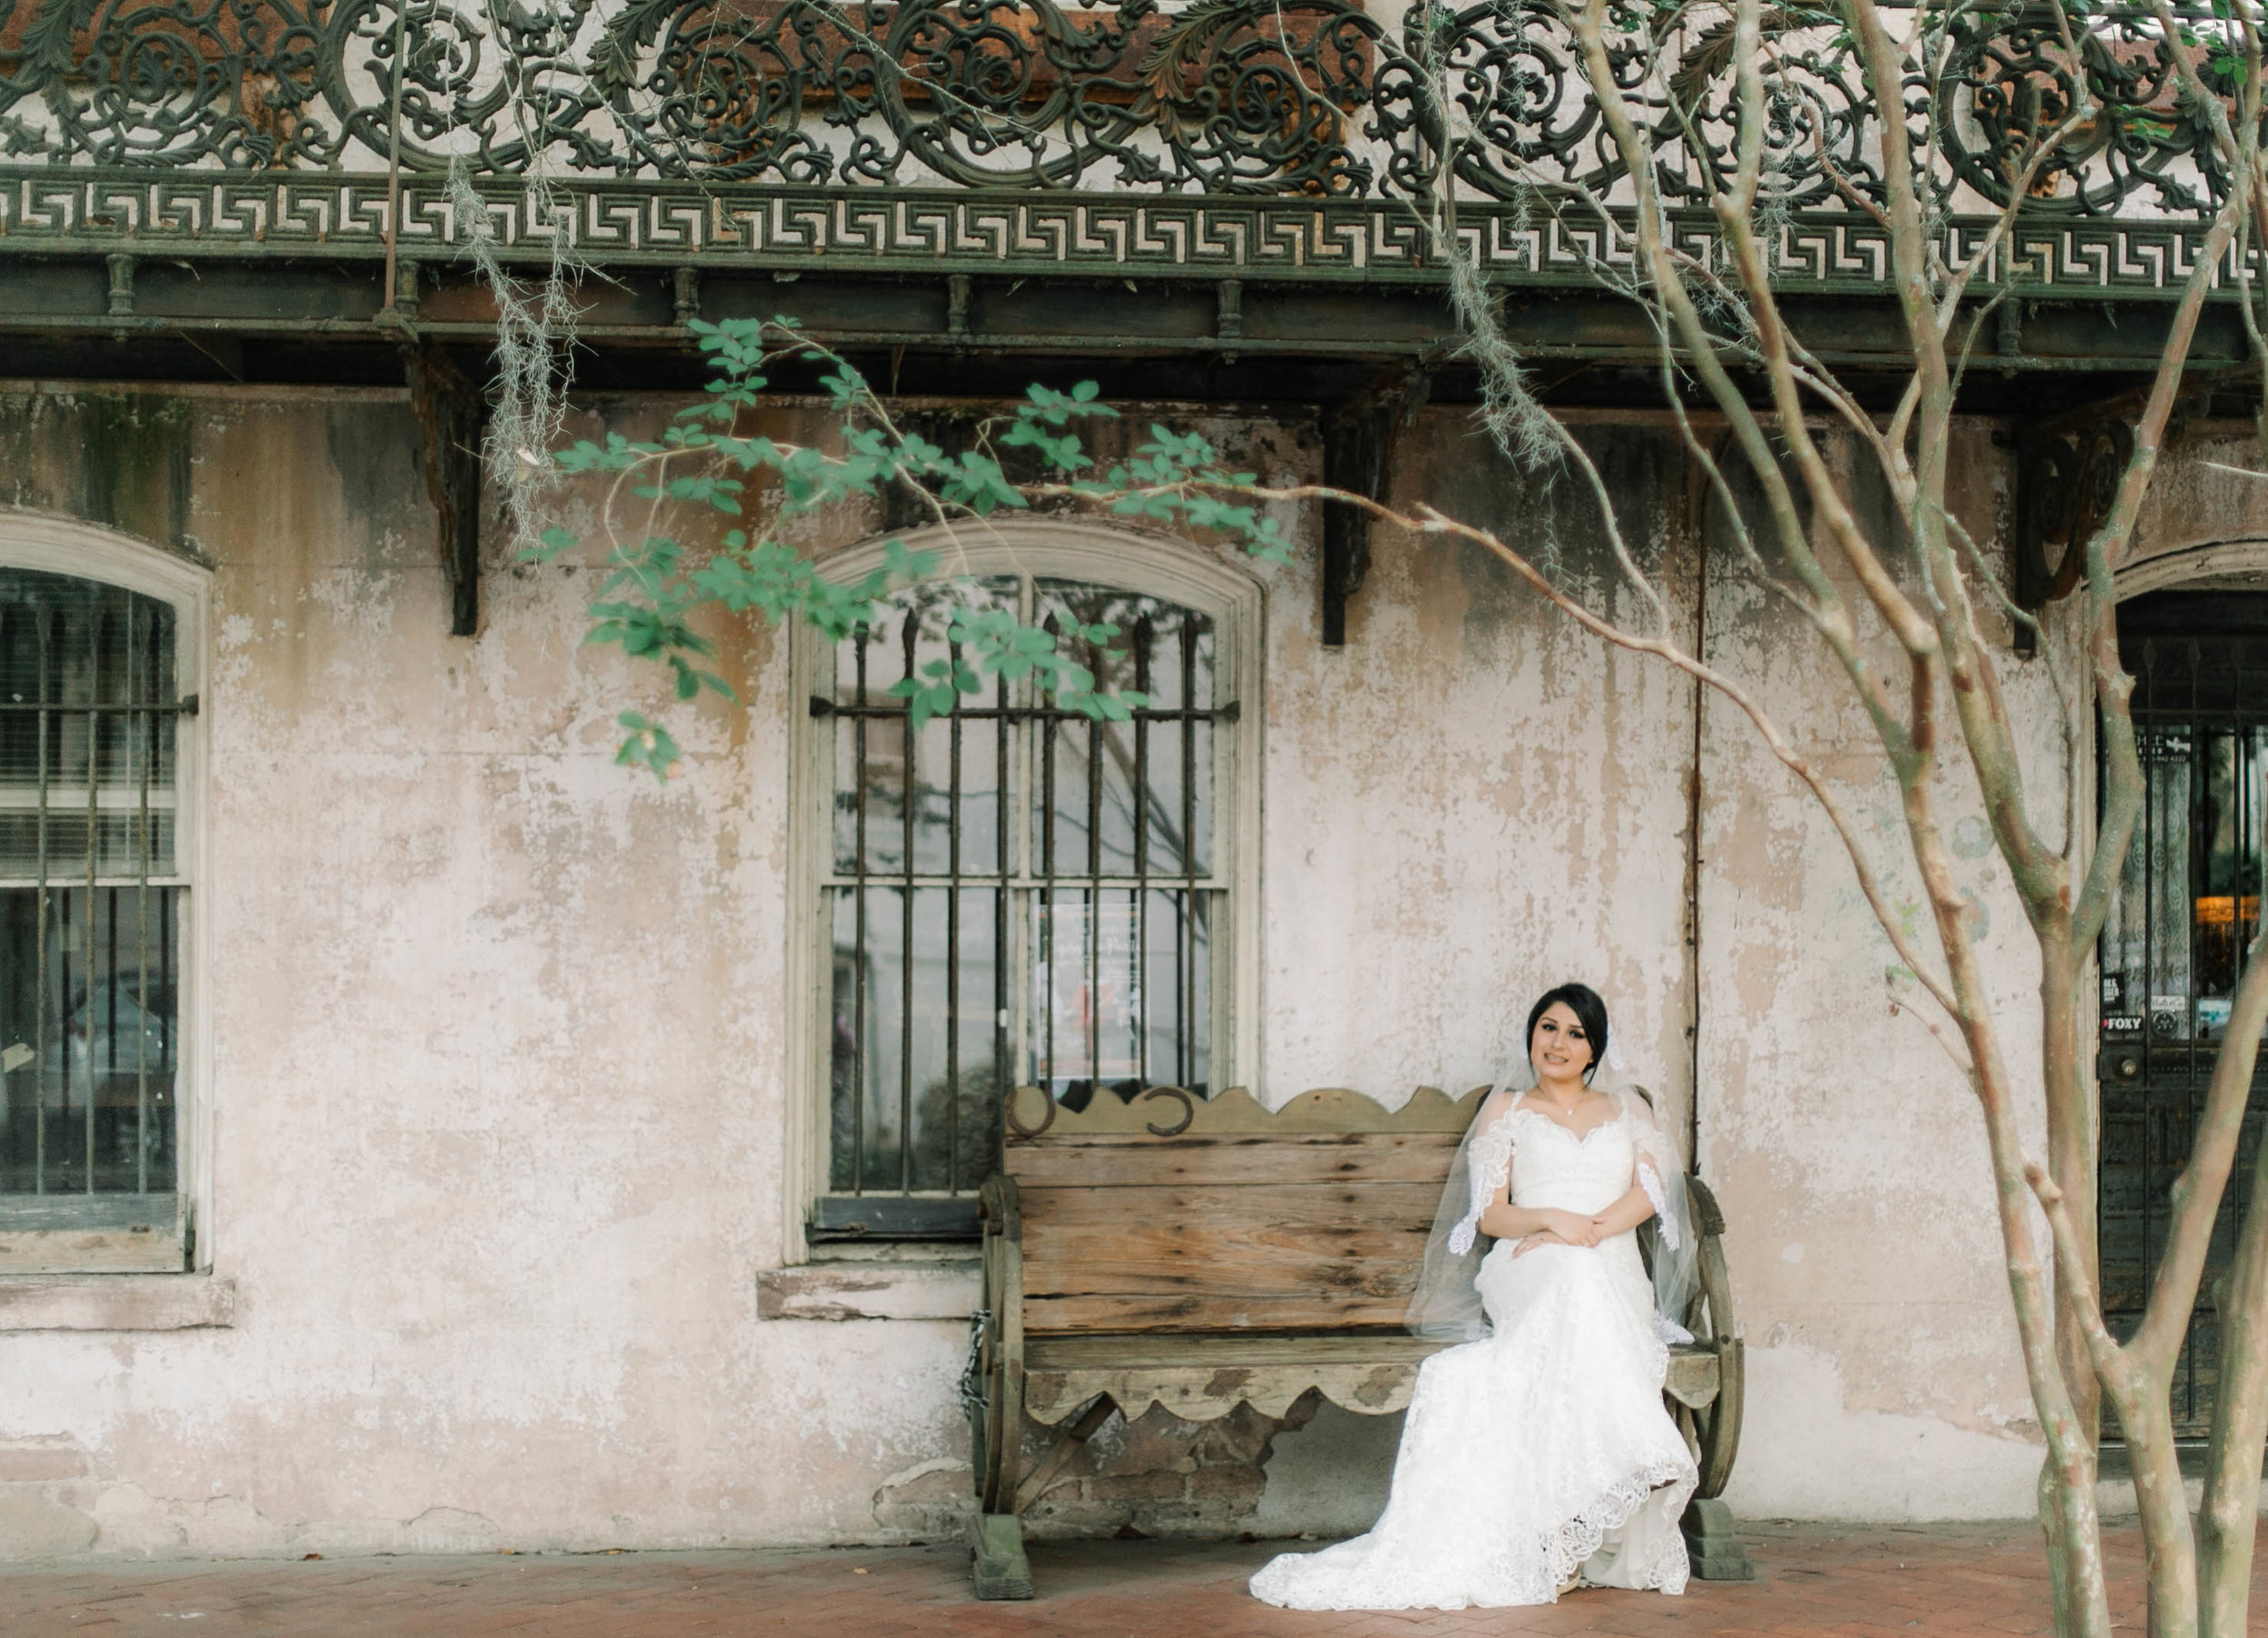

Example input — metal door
[2097,591,2268,1438]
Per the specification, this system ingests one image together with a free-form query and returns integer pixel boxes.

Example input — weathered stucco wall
[0,381,2165,1557]
[1265,411,1702,1116]
[1692,422,2062,1520]
[2,383,962,1555]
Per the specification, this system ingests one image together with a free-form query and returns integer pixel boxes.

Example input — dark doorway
[2097,590,2268,1438]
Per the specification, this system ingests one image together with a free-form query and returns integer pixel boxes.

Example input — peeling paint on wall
[0,385,2240,1559]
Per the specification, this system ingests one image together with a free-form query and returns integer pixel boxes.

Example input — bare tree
[549,5,2268,1630]
[1326,1,2268,1631]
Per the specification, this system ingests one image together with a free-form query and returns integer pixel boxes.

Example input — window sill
[0,1272,235,1331]
[807,1194,981,1243]
[757,1259,978,1321]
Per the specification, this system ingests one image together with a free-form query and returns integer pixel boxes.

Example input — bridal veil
[1407,1054,1698,1344]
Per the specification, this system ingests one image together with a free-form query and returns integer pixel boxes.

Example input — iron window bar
[0,580,189,1210]
[816,587,1226,1236]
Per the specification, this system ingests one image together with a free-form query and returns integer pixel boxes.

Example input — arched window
[793,526,1259,1243]
[0,521,205,1273]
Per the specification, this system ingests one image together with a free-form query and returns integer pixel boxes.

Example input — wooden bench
[963,1083,1746,1599]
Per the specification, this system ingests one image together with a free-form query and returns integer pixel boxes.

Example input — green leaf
[881,540,940,583]
[885,675,959,730]
[614,711,683,783]
[523,524,581,563]
[666,653,730,701]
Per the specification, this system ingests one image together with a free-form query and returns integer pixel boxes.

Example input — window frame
[783,520,1264,1256]
[0,511,210,1276]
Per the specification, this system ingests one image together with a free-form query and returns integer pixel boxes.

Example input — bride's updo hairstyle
[1525,981,1608,1085]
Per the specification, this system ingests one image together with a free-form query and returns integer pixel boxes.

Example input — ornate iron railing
[0,0,2240,217]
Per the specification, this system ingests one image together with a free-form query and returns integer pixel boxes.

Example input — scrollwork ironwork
[0,0,2247,225]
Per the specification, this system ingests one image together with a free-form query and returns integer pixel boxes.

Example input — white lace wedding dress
[1248,1095,1699,1610]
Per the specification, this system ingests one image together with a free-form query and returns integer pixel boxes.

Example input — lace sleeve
[1448,1113,1517,1256]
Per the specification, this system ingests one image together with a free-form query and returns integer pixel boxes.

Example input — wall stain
[0,392,198,561]
[324,399,431,574]
[76,394,193,551]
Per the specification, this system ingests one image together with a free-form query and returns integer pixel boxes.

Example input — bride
[1248,982,1700,1610]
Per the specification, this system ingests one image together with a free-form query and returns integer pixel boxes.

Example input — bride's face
[1530,1002,1596,1087]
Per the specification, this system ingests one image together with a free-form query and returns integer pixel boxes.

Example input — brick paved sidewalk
[0,1521,2252,1637]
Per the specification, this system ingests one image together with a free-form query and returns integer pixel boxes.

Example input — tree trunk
[2110,1366,2199,1638]
[2041,941,2103,1443]
[2198,1115,2268,1637]
[2038,931,2111,1636]
[1940,925,2112,1633]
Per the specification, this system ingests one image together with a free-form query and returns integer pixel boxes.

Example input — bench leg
[1680,1497,1755,1581]
[970,1511,1034,1601]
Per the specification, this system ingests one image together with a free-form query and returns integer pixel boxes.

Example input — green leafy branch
[525,318,1295,777]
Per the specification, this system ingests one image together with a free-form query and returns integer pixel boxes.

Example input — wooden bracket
[1321,359,1432,647]
[2014,381,2215,642]
[1995,296,2023,371]
[400,339,486,638]
[2015,416,2131,624]
[1216,278,1243,365]
[392,258,423,322]
[1012,1391,1119,1515]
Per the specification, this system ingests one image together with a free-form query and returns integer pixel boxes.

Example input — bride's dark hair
[1525,982,1608,1084]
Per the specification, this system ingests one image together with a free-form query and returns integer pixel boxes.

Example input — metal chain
[956,1307,992,1418]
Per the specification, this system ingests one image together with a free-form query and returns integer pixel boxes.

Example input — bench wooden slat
[1023,1252,1420,1301]
[1019,1180,1441,1228]
[1025,1331,1448,1368]
[1022,1191,1432,1307]
[1019,1330,1722,1419]
[1024,1358,1430,1421]
[1027,1350,1447,1420]
[1007,1132,1461,1188]
[1025,1331,1451,1418]
[1025,1292,1417,1332]
[1022,1245,1422,1301]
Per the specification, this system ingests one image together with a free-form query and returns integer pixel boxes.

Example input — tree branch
[1139,474,1967,1021]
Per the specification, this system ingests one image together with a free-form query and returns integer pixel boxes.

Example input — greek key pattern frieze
[2,171,2258,298]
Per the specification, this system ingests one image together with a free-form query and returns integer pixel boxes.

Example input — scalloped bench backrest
[1003,1085,1488,1334]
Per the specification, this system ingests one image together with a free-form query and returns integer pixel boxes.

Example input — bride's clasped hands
[1510,1208,1606,1256]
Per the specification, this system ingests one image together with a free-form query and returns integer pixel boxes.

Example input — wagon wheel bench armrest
[962,1085,1747,1601]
